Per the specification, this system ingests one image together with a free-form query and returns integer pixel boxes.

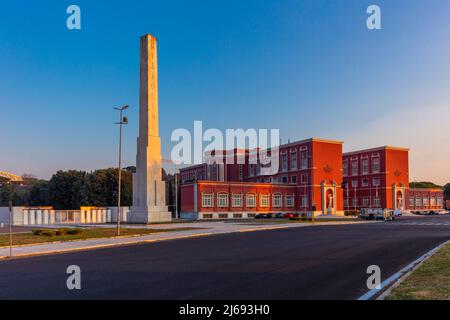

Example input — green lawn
[386,242,450,300]
[0,227,197,247]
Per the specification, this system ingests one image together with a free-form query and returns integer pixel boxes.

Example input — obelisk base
[128,206,172,224]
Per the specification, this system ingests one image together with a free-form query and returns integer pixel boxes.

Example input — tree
[48,170,88,209]
[28,180,50,206]
[84,168,132,207]
[0,177,13,206]
[444,183,450,201]
[409,181,442,189]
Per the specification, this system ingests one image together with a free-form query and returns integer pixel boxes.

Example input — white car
[392,210,402,217]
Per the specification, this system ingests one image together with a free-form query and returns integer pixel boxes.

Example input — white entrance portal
[321,181,338,215]
[392,184,406,210]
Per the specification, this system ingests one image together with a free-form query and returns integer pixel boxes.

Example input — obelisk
[129,34,172,223]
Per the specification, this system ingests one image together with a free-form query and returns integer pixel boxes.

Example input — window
[273,194,282,208]
[281,154,288,172]
[203,214,213,219]
[351,180,358,188]
[247,213,256,218]
[423,197,429,207]
[301,174,308,185]
[415,197,422,207]
[231,194,243,207]
[352,198,358,207]
[260,194,270,207]
[430,197,436,206]
[372,177,380,187]
[202,193,213,207]
[291,151,297,170]
[362,198,369,207]
[438,197,443,207]
[362,178,369,187]
[246,194,256,207]
[344,198,349,208]
[217,193,228,207]
[374,197,381,207]
[372,157,380,173]
[362,159,369,175]
[282,176,288,184]
[409,197,414,207]
[351,160,358,176]
[343,160,348,177]
[249,164,255,177]
[301,151,308,169]
[291,175,297,184]
[301,195,308,208]
[233,213,243,219]
[285,195,294,207]
[218,213,228,219]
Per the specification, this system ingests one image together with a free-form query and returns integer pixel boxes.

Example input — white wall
[108,207,130,222]
[0,207,10,224]
[0,207,24,225]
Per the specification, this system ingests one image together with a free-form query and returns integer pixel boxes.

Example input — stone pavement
[0,220,371,259]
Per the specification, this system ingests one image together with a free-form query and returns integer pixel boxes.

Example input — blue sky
[1,0,449,184]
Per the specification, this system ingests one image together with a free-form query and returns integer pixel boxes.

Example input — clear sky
[1,0,449,184]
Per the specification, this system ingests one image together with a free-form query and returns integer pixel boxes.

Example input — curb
[357,240,449,300]
[0,232,216,260]
[0,225,299,260]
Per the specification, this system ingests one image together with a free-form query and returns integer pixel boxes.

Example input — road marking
[357,240,449,300]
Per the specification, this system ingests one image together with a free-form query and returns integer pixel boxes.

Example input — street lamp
[114,105,129,236]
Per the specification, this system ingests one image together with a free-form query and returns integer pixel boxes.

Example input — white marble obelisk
[129,34,172,223]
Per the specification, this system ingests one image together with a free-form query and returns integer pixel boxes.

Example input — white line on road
[357,240,449,300]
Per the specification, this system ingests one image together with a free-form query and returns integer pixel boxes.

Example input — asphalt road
[0,215,449,300]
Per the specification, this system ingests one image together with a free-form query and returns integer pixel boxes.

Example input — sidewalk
[0,220,371,259]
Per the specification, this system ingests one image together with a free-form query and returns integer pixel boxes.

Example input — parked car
[255,213,273,219]
[360,208,395,221]
[392,209,402,218]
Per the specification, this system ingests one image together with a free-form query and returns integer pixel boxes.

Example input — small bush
[40,230,55,237]
[32,229,44,236]
[58,228,70,235]
[66,228,82,235]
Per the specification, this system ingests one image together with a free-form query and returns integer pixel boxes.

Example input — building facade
[407,188,445,211]
[180,139,444,219]
[180,138,345,219]
[342,146,410,211]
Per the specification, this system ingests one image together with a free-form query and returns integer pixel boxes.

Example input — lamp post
[114,105,129,236]
[9,201,12,257]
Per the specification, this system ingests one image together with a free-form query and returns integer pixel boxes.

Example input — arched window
[246,193,256,208]
[273,193,282,208]
[202,193,214,208]
[217,193,229,208]
[231,194,243,207]
[260,194,270,207]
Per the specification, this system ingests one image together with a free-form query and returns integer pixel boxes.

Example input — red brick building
[342,146,410,211]
[407,188,445,211]
[180,139,444,219]
[180,138,344,219]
